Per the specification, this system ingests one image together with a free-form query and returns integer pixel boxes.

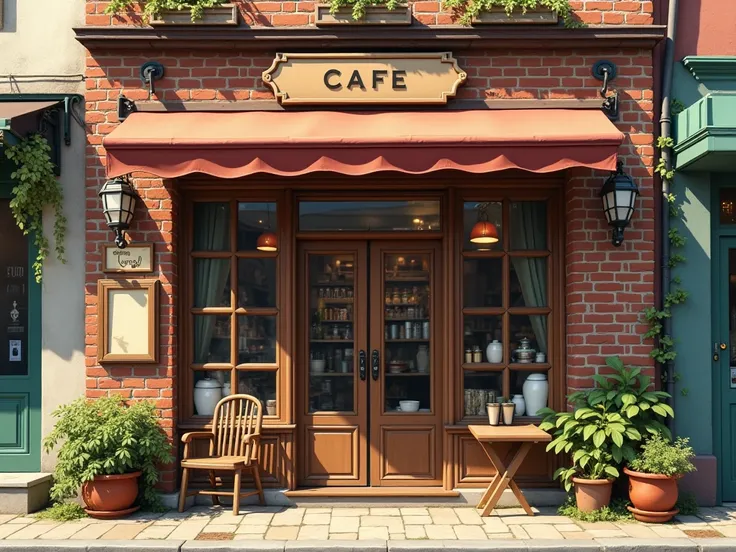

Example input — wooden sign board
[262,52,467,105]
[97,279,159,364]
[103,244,153,273]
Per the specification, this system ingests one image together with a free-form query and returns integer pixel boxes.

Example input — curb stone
[89,541,186,552]
[593,538,697,552]
[520,541,602,551]
[691,540,736,552]
[182,541,286,552]
[285,540,386,552]
[0,542,96,552]
[443,540,528,552]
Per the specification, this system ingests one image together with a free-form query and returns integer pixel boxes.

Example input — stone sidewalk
[1,505,736,550]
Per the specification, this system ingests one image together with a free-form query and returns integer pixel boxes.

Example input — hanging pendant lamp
[470,202,499,245]
[257,204,278,252]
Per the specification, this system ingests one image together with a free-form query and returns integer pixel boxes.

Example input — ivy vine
[106,0,226,22]
[441,0,582,27]
[5,134,67,283]
[642,100,688,396]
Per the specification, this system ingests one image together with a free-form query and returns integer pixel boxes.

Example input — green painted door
[0,185,41,472]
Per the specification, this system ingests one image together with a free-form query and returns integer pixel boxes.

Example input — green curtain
[510,202,548,354]
[194,204,230,364]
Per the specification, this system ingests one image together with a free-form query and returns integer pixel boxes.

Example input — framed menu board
[97,279,159,363]
[0,200,29,377]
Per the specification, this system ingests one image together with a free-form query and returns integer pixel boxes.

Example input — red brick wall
[85,0,654,26]
[83,6,657,489]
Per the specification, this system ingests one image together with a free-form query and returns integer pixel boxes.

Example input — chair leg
[232,469,242,516]
[251,464,265,505]
[178,467,190,513]
[209,470,220,506]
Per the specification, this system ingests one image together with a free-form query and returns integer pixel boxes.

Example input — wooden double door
[298,241,442,487]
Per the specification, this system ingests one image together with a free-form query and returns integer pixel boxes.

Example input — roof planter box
[473,7,558,25]
[315,4,411,26]
[150,4,238,26]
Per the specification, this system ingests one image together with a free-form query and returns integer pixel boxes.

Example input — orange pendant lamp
[470,202,499,245]
[257,204,278,252]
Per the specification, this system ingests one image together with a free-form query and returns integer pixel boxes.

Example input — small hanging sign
[103,244,154,273]
[731,366,736,389]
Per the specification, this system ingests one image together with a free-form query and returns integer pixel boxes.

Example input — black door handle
[372,349,380,381]
[359,350,366,381]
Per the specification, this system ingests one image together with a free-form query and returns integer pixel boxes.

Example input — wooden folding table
[468,424,552,517]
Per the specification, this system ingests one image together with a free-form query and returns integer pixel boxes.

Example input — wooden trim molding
[74,25,667,51]
[97,278,159,363]
[129,98,606,113]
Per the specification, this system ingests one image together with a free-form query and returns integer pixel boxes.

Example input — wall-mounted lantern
[99,176,138,249]
[600,161,639,247]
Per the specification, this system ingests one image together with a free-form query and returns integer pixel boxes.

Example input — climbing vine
[5,134,67,283]
[642,100,688,395]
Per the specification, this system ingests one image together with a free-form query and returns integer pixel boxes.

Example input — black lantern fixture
[99,176,138,249]
[600,161,639,247]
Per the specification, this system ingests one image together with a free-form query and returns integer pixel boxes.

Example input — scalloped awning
[103,109,624,179]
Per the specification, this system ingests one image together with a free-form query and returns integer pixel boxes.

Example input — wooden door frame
[296,240,369,486]
[369,240,444,486]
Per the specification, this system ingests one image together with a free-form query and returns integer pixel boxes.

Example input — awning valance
[103,109,624,179]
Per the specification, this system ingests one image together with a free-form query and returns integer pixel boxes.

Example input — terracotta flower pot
[81,471,141,519]
[623,467,680,523]
[572,477,613,513]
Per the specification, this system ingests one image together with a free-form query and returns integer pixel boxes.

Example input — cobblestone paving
[1,505,736,541]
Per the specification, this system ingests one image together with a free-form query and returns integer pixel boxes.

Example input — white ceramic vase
[522,373,549,416]
[486,340,503,363]
[194,377,222,417]
[416,345,429,373]
[512,394,526,416]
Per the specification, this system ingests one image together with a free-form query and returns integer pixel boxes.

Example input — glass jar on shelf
[392,288,401,305]
[385,290,392,306]
[465,348,472,364]
[401,288,409,304]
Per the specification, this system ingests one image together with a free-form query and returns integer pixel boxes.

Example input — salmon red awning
[103,109,624,179]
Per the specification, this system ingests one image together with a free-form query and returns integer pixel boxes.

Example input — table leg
[480,442,533,517]
[475,442,511,510]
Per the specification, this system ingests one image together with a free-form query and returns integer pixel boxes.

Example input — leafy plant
[558,496,633,522]
[106,0,226,22]
[43,397,173,509]
[5,134,66,283]
[539,399,637,491]
[328,0,402,20]
[35,503,86,521]
[442,0,581,27]
[676,491,699,516]
[570,356,673,444]
[629,433,696,477]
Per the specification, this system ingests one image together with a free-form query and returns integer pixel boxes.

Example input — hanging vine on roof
[5,134,67,283]
[441,0,581,27]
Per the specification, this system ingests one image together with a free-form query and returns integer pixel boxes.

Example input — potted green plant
[106,0,237,25]
[43,397,172,518]
[624,434,696,523]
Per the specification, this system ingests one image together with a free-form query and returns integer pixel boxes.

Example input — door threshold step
[284,487,460,498]
[0,473,51,514]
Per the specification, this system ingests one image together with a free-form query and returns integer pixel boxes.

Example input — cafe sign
[262,52,467,105]
[103,244,154,273]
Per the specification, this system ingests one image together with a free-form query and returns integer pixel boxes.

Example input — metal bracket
[140,61,165,99]
[63,95,83,146]
[117,95,137,122]
[592,60,619,121]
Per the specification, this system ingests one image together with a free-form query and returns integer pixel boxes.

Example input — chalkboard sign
[0,200,28,376]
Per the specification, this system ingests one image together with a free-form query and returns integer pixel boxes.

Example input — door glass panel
[193,202,230,251]
[193,315,231,364]
[308,254,355,413]
[464,258,502,307]
[193,259,230,307]
[510,314,548,357]
[510,201,547,250]
[237,315,276,364]
[299,201,440,232]
[0,200,28,377]
[383,252,431,413]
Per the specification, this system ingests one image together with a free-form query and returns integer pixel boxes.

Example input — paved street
[0,504,735,550]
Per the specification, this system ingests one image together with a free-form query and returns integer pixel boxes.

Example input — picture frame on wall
[97,279,159,363]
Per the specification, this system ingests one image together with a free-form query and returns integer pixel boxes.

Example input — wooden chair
[178,394,265,514]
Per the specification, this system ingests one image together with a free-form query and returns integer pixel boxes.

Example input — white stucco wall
[0,0,86,472]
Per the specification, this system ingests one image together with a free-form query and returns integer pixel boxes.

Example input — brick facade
[83,2,657,491]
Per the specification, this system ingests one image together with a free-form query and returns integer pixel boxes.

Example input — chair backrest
[210,394,263,460]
